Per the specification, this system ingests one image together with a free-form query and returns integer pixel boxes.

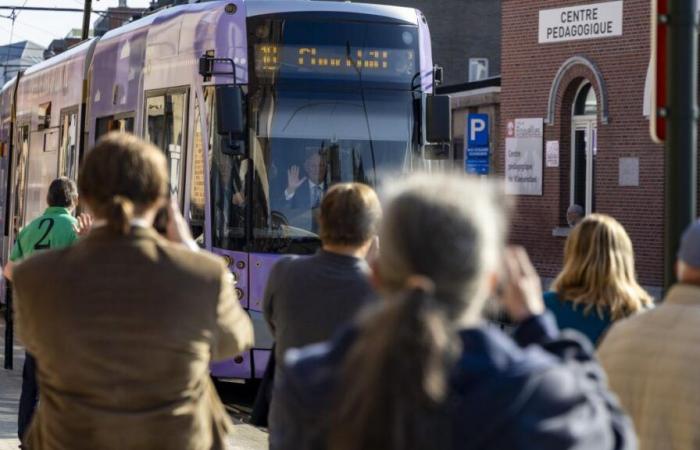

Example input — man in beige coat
[598,220,700,450]
[12,133,254,450]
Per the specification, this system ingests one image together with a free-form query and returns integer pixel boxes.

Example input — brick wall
[501,0,664,288]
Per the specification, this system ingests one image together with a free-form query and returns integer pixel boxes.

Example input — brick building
[331,0,501,85]
[500,0,664,294]
[94,0,147,37]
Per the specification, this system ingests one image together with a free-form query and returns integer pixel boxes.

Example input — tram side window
[95,115,135,140]
[145,91,188,202]
[38,103,51,131]
[59,110,79,180]
[13,125,29,233]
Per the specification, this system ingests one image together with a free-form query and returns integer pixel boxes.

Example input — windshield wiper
[346,40,377,184]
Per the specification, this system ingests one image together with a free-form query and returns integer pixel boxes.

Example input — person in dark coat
[269,174,636,450]
[264,182,381,428]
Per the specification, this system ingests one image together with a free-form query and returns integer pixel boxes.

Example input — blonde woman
[545,213,653,345]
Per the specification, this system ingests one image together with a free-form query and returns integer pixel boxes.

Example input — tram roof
[245,0,420,24]
[97,0,420,44]
[18,0,420,82]
[22,38,96,78]
[1,76,15,93]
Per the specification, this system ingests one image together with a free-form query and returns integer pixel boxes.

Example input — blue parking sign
[465,114,490,174]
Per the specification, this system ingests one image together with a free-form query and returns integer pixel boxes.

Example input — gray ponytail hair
[328,173,507,450]
[377,173,507,320]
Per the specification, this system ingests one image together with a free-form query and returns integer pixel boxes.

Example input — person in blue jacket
[268,174,636,450]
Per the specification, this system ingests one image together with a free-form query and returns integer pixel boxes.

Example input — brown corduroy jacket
[598,283,700,450]
[13,226,253,450]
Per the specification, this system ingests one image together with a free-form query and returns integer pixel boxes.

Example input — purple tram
[0,0,450,379]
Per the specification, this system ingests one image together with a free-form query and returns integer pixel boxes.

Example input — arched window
[571,81,597,215]
[574,83,598,116]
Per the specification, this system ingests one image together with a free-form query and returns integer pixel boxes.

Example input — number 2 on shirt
[34,218,55,250]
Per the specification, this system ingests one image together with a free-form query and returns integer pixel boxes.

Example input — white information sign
[545,141,560,168]
[506,118,543,196]
[539,1,623,44]
[619,157,639,187]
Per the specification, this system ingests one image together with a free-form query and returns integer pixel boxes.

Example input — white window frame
[468,58,489,82]
[570,81,597,215]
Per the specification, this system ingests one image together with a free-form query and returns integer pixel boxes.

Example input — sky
[0,0,152,48]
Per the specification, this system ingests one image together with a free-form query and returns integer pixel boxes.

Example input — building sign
[505,118,543,196]
[465,113,490,175]
[619,157,639,187]
[545,141,560,168]
[539,1,623,44]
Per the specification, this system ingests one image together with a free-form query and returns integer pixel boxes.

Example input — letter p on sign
[467,114,489,147]
[470,119,486,141]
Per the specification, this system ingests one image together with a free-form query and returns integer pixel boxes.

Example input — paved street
[0,321,268,450]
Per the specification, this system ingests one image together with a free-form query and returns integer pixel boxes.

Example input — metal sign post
[663,0,698,290]
[81,0,92,41]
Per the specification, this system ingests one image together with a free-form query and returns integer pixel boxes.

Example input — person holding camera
[12,133,253,450]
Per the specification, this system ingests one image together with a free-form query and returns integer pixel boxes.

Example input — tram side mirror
[215,85,245,155]
[426,94,451,144]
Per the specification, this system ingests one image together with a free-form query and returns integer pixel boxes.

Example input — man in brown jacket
[598,220,700,450]
[12,133,254,450]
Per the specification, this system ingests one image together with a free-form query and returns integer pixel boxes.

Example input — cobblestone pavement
[0,321,268,450]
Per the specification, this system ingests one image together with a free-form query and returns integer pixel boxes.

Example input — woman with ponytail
[12,132,253,450]
[269,174,635,450]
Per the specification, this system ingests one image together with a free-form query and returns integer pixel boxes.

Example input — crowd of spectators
[6,132,700,450]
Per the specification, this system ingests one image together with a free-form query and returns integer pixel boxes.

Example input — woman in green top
[545,214,653,346]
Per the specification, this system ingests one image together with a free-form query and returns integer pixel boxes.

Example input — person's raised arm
[4,234,25,282]
[165,196,199,252]
[73,213,94,238]
[285,165,307,200]
[499,246,636,449]
[3,260,14,282]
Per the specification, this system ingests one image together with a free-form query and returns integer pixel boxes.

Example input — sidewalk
[0,327,22,450]
[0,321,267,450]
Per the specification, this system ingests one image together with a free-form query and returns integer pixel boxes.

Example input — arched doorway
[571,81,598,215]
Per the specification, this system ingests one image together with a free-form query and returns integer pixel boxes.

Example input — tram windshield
[209,15,423,254]
[249,87,417,254]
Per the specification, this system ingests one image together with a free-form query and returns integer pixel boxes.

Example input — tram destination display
[254,44,416,81]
